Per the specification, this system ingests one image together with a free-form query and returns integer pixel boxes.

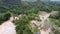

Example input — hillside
[0,0,60,34]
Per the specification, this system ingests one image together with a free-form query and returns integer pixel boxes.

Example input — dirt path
[0,17,16,34]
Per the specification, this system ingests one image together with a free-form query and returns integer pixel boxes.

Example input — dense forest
[0,0,60,34]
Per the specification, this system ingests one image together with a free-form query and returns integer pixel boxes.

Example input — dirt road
[0,17,16,34]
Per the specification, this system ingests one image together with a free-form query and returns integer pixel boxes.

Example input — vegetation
[0,0,60,34]
[0,12,11,24]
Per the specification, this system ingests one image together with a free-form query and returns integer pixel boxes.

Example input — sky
[22,0,36,1]
[50,0,60,1]
[22,0,60,1]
